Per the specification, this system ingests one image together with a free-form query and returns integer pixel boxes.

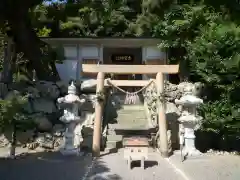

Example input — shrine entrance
[103,47,142,93]
[82,64,179,157]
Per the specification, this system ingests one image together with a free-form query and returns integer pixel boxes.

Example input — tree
[31,0,172,38]
[153,4,218,81]
[153,1,240,149]
[189,21,240,139]
[0,91,35,158]
[0,0,59,81]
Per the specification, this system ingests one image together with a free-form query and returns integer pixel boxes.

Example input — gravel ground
[89,149,185,180]
[0,147,239,180]
[0,148,185,180]
[168,151,240,180]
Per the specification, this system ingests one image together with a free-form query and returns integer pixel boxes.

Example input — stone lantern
[57,81,85,155]
[175,84,203,158]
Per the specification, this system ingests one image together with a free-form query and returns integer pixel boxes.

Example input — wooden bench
[122,137,149,169]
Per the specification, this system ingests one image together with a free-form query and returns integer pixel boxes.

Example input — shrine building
[42,38,178,157]
[43,37,167,81]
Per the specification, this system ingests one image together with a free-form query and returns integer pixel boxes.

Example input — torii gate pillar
[156,72,168,157]
[92,72,105,157]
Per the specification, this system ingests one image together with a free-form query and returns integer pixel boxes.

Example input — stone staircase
[105,102,154,151]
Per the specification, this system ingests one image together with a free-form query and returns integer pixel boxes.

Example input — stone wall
[0,79,203,152]
[144,81,203,151]
[0,81,98,150]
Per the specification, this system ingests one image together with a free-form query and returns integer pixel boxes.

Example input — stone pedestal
[181,121,201,156]
[60,122,81,156]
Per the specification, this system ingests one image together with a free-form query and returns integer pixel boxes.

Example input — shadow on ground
[195,130,240,153]
[0,151,122,180]
[131,160,158,169]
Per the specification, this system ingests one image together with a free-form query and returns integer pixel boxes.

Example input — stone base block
[183,148,202,157]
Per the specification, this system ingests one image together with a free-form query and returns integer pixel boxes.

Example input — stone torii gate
[82,64,179,157]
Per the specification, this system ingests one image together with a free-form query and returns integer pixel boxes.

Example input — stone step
[116,121,148,128]
[108,123,151,131]
[116,116,146,121]
[108,112,149,129]
[116,115,147,121]
[110,95,144,105]
[108,117,148,127]
[119,110,145,114]
[104,147,118,153]
[106,126,116,132]
[119,105,145,111]
[105,140,122,149]
[107,128,153,137]
[107,135,123,142]
[108,123,118,129]
[105,103,150,151]
[105,141,117,149]
[117,107,145,111]
[117,110,146,115]
[117,111,146,117]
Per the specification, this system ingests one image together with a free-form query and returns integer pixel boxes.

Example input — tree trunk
[172,47,189,82]
[9,122,17,159]
[179,59,189,82]
[0,38,14,82]
[9,17,59,81]
[1,0,58,80]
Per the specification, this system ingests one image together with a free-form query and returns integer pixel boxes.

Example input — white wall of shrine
[55,44,166,81]
[55,45,102,81]
[142,46,167,80]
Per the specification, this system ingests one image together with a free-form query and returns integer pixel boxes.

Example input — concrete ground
[0,147,239,180]
[168,151,240,180]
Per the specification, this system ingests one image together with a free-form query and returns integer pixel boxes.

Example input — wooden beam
[82,64,179,74]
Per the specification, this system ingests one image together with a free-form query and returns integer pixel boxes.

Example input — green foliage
[165,6,215,41]
[153,4,219,80]
[199,100,240,136]
[189,21,240,137]
[189,22,240,85]
[153,4,219,61]
[0,91,35,132]
[153,3,240,138]
[0,39,5,71]
[36,26,52,37]
[30,0,168,37]
[58,0,135,37]
[1,0,239,142]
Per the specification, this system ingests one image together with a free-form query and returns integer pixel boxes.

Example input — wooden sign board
[111,54,134,62]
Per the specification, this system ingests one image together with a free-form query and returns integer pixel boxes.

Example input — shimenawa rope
[106,78,154,104]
